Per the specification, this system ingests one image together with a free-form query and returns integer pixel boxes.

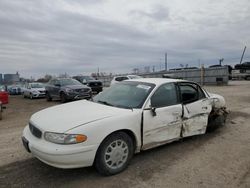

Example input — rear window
[115,77,128,82]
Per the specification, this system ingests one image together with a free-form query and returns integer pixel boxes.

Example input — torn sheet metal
[182,114,208,137]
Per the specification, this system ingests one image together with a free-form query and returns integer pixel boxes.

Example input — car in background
[45,78,92,103]
[110,75,142,85]
[73,76,103,93]
[22,78,227,175]
[0,85,9,120]
[169,67,199,71]
[235,62,250,70]
[7,85,23,95]
[23,82,46,99]
[0,85,9,104]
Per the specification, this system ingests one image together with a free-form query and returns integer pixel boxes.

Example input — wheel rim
[104,139,129,170]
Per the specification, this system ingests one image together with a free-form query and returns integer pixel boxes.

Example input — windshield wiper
[97,100,114,107]
[97,100,133,111]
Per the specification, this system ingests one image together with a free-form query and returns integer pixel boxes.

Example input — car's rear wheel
[95,132,134,176]
[60,92,67,103]
[46,92,52,101]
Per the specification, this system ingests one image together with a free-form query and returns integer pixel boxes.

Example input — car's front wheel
[30,93,33,99]
[46,92,52,101]
[95,132,134,176]
[60,92,67,103]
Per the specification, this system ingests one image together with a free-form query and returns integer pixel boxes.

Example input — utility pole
[240,46,247,64]
[165,53,168,71]
[219,58,224,66]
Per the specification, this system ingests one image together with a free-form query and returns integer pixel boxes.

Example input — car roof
[30,82,43,84]
[125,78,187,86]
[54,77,73,80]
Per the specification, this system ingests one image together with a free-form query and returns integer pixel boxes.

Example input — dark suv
[45,78,92,103]
[73,76,103,93]
[235,62,250,70]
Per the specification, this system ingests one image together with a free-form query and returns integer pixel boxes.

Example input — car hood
[31,88,45,92]
[30,100,130,133]
[63,85,89,89]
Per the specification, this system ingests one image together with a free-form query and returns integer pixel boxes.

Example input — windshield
[61,79,82,86]
[31,83,44,88]
[0,85,5,92]
[93,81,155,109]
[84,76,95,81]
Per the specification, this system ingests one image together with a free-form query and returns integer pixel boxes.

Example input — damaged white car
[22,78,228,175]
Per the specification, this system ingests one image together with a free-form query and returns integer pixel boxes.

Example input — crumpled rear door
[182,98,212,137]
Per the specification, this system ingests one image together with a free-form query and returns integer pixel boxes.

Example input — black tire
[206,114,226,132]
[95,132,134,176]
[60,92,67,103]
[30,93,33,99]
[46,92,52,102]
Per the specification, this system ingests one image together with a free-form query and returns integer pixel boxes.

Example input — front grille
[75,88,90,93]
[88,82,102,87]
[29,122,42,138]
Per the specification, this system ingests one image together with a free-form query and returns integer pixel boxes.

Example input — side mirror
[144,100,157,116]
[151,107,157,116]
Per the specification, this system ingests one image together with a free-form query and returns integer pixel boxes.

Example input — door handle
[172,112,181,116]
[202,106,208,110]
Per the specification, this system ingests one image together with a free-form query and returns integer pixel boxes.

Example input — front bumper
[32,93,46,98]
[66,92,92,100]
[22,126,98,169]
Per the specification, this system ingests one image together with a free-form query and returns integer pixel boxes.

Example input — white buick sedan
[22,78,227,175]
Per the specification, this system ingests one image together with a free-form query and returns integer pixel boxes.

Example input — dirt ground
[0,81,250,188]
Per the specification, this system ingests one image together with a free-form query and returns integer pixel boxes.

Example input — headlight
[32,90,39,94]
[44,132,87,144]
[65,88,74,93]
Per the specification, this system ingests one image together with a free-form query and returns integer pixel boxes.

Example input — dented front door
[142,83,182,150]
[143,104,182,149]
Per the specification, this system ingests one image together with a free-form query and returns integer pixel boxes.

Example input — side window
[48,80,54,85]
[197,86,206,99]
[179,85,198,104]
[115,77,129,82]
[179,83,205,104]
[115,77,122,81]
[122,77,129,81]
[151,83,178,108]
[54,80,60,86]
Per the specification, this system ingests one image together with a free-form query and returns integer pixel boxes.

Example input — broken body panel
[141,83,226,151]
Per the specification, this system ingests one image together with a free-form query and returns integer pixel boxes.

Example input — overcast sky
[0,0,250,78]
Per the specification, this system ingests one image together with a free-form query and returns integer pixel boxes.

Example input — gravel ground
[0,81,250,188]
